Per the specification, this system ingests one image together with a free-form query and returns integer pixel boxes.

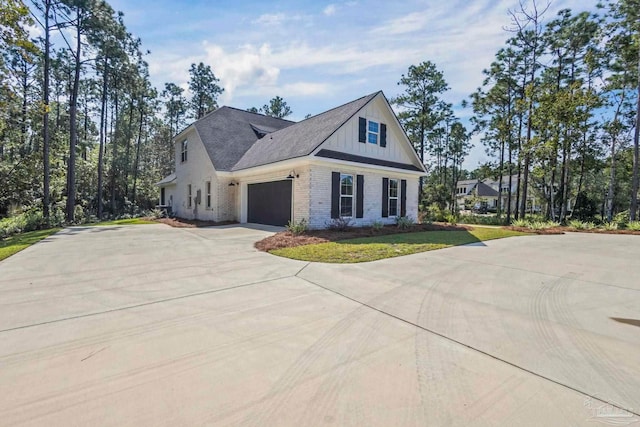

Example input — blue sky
[108,0,599,169]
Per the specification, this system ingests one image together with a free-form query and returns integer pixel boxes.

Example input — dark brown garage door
[247,180,292,226]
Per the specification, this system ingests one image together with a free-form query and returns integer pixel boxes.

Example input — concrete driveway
[0,224,638,426]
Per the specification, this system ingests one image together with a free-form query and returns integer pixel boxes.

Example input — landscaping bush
[568,219,595,230]
[458,214,505,226]
[395,216,415,230]
[286,218,308,235]
[602,221,618,231]
[443,212,458,225]
[371,220,384,231]
[511,218,529,227]
[613,210,629,228]
[326,217,352,231]
[148,208,166,219]
[626,221,640,231]
[0,208,44,238]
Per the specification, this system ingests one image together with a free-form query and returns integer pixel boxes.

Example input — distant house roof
[156,173,176,186]
[474,182,500,197]
[455,179,500,197]
[232,92,379,171]
[189,107,295,171]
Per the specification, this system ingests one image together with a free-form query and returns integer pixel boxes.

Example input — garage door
[247,180,292,226]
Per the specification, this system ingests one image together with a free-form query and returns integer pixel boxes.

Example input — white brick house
[158,91,426,229]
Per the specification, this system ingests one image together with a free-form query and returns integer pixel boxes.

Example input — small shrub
[568,220,595,230]
[511,218,529,228]
[458,214,504,226]
[602,222,618,231]
[418,210,433,224]
[395,216,415,230]
[148,208,166,219]
[286,218,308,235]
[444,212,458,225]
[626,221,640,231]
[613,210,629,228]
[371,220,384,231]
[326,217,352,231]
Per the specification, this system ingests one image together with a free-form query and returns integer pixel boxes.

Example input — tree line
[394,0,639,224]
[1,0,638,228]
[0,0,291,226]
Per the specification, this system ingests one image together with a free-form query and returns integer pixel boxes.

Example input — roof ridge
[294,91,381,124]
[223,105,296,123]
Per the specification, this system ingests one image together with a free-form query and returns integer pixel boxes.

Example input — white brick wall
[308,164,419,229]
[170,130,420,227]
[236,165,311,224]
[173,129,220,221]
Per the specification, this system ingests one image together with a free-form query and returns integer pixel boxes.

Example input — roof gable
[314,93,425,172]
[231,92,379,171]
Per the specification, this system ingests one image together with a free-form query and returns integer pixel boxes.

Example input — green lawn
[271,228,527,263]
[0,228,61,261]
[92,218,157,226]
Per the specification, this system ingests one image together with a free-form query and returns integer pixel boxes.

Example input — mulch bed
[503,226,565,235]
[504,225,640,235]
[255,223,473,252]
[563,227,640,235]
[154,217,237,228]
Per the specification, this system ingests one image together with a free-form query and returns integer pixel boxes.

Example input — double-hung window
[187,184,192,208]
[367,121,379,144]
[181,140,188,162]
[340,174,354,217]
[388,179,399,216]
[205,181,211,209]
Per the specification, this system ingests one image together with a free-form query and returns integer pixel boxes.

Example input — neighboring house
[455,179,500,210]
[456,176,542,213]
[157,91,426,228]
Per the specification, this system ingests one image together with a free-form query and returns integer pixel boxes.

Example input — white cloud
[252,12,310,26]
[323,4,337,16]
[252,13,287,26]
[371,11,430,35]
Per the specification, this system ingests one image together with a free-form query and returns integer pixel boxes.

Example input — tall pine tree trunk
[98,58,108,219]
[630,42,640,220]
[42,0,51,225]
[65,9,82,222]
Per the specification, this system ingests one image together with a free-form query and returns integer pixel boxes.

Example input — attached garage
[247,180,292,226]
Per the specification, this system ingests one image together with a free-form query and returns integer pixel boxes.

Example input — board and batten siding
[308,164,419,229]
[319,95,421,168]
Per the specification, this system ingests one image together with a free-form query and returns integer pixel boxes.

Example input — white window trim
[388,178,399,217]
[205,181,211,209]
[367,120,379,145]
[187,184,192,208]
[340,173,354,218]
[181,140,188,162]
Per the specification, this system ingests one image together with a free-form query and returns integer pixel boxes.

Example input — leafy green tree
[392,61,449,164]
[260,96,292,118]
[602,0,640,219]
[188,62,223,119]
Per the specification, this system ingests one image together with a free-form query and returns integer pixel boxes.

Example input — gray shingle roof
[474,182,500,197]
[231,92,379,171]
[191,107,294,171]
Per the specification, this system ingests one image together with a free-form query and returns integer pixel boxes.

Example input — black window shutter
[331,172,340,218]
[401,179,407,217]
[358,117,366,143]
[356,175,364,218]
[380,123,387,147]
[382,178,389,217]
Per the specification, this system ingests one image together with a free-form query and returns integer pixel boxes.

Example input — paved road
[0,224,638,426]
